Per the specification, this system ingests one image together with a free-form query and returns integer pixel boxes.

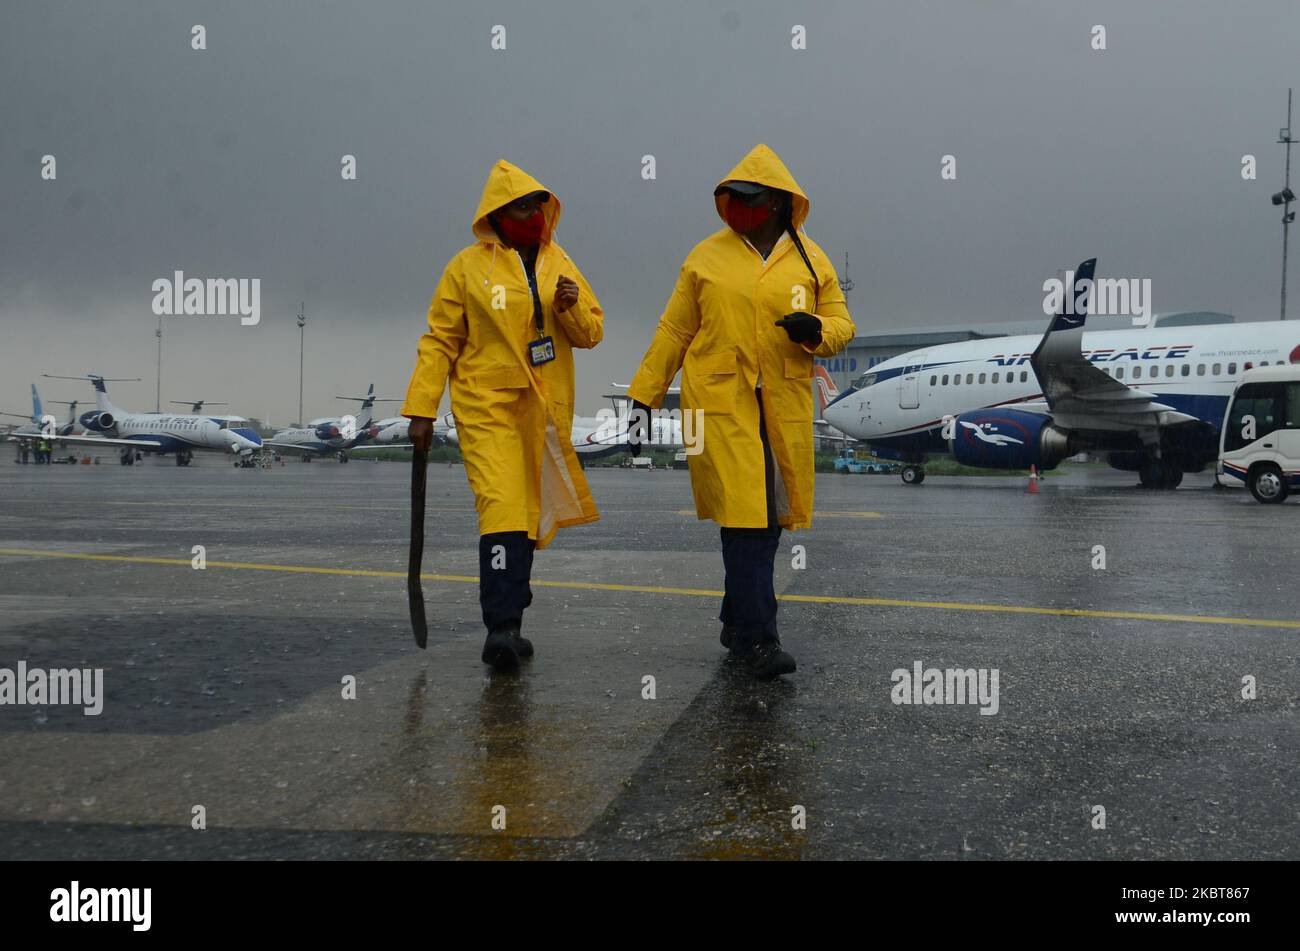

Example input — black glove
[775,312,822,345]
[627,400,651,457]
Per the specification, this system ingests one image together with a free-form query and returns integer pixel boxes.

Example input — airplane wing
[261,441,321,455]
[1029,258,1199,433]
[812,426,855,445]
[350,443,414,451]
[6,432,163,448]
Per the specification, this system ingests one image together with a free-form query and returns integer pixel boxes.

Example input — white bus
[1218,365,1300,503]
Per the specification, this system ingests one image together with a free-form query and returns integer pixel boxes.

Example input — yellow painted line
[675,509,883,519]
[6,500,468,513]
[0,547,1296,630]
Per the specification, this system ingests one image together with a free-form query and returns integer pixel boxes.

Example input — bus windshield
[1223,380,1300,452]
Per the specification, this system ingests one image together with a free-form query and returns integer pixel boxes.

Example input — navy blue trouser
[718,391,782,648]
[479,531,535,633]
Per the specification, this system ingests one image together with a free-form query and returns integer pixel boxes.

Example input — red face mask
[496,211,545,247]
[724,199,773,234]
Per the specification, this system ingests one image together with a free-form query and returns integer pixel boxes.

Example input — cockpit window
[851,372,879,390]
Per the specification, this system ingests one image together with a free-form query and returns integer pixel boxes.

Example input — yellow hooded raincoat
[401,160,602,549]
[627,144,855,530]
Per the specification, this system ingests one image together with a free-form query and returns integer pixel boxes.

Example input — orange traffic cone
[1027,465,1039,493]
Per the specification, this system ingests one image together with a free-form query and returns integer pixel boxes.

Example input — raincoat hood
[471,159,562,245]
[714,143,809,232]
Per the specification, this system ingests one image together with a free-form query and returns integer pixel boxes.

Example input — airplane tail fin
[813,365,840,419]
[335,383,400,431]
[1033,258,1096,369]
[30,384,42,423]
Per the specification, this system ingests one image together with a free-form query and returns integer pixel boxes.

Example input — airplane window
[1181,364,1190,376]
[1228,362,1237,375]
[1197,364,1206,376]
[992,372,1000,383]
[1020,371,1028,382]
[965,374,973,384]
[851,372,878,390]
[1213,363,1222,375]
[978,373,986,384]
[942,374,949,385]
[1133,367,1142,378]
[929,375,936,386]
[1116,367,1124,379]
[1166,364,1175,377]
[954,374,961,385]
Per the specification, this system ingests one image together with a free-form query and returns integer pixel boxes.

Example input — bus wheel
[901,465,925,485]
[1248,464,1288,504]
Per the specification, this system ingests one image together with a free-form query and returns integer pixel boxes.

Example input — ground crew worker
[403,159,603,671]
[627,144,855,679]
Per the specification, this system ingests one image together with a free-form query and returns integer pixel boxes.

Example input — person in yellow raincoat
[402,159,603,671]
[627,144,855,678]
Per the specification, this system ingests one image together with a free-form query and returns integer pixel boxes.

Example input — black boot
[481,625,530,671]
[748,641,796,679]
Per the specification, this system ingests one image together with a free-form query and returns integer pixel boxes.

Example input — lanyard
[522,254,544,335]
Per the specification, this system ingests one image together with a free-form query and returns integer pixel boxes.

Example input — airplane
[822,258,1300,489]
[6,375,263,465]
[2,384,83,438]
[263,385,400,462]
[169,399,249,423]
[370,415,448,448]
[438,404,686,462]
[812,365,853,448]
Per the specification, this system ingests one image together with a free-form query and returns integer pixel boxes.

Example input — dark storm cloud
[1,0,1297,418]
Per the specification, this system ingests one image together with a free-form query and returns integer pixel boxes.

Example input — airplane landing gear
[337,452,349,463]
[901,465,925,485]
[119,448,134,466]
[174,449,193,467]
[1138,456,1183,490]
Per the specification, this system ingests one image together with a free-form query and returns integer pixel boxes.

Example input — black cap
[714,180,768,198]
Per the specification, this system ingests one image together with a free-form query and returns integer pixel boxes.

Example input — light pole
[155,313,163,413]
[297,302,306,426]
[1274,89,1296,320]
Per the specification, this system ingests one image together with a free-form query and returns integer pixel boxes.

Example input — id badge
[528,335,556,367]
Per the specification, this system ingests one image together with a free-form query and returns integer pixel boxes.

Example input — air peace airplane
[822,259,1300,489]
[263,385,399,462]
[6,375,263,465]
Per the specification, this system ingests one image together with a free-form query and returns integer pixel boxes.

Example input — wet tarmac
[0,458,1296,859]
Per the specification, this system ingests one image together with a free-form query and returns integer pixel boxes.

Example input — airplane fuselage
[824,323,1300,467]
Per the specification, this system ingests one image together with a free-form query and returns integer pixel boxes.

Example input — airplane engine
[315,424,340,440]
[948,409,1074,471]
[80,411,115,431]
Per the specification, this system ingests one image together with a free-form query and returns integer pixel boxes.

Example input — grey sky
[2,0,1297,421]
